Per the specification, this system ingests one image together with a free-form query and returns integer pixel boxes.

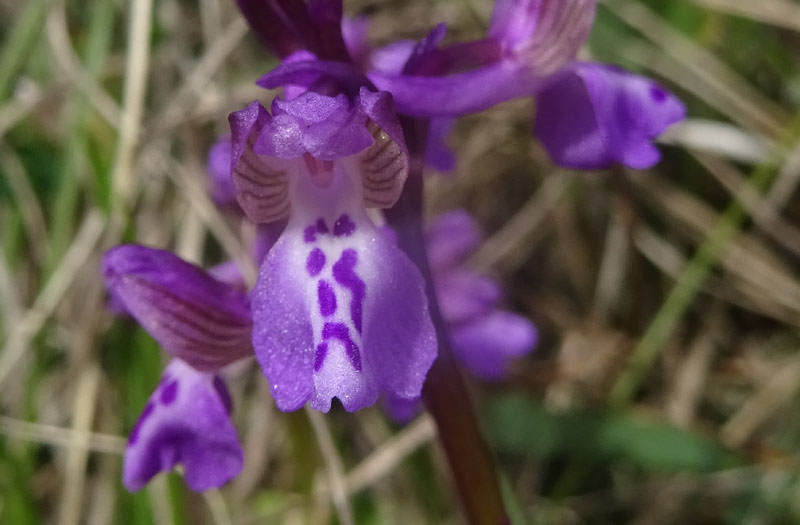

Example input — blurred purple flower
[534,62,686,169]
[103,245,249,490]
[386,210,538,423]
[429,211,537,379]
[207,136,238,207]
[208,137,239,209]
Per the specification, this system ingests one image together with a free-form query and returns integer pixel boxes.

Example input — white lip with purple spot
[301,213,366,374]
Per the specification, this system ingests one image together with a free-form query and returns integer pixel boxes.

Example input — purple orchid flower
[209,141,535,386]
[228,88,437,412]
[102,0,687,505]
[251,0,684,171]
[386,210,538,423]
[427,211,537,379]
[368,0,685,169]
[103,245,249,490]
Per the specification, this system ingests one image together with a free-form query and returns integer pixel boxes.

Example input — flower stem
[386,117,508,525]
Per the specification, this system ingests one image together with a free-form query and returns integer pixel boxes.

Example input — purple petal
[250,238,316,411]
[102,245,253,371]
[341,16,370,69]
[366,0,596,118]
[236,0,349,61]
[207,261,245,290]
[490,0,596,77]
[450,311,537,380]
[256,58,369,95]
[235,0,315,58]
[355,88,409,208]
[280,50,323,101]
[361,231,438,403]
[435,270,502,324]
[534,62,686,169]
[425,118,456,172]
[107,286,130,316]
[370,40,416,74]
[258,92,373,160]
[252,173,436,412]
[425,209,481,270]
[489,0,542,50]
[383,396,422,425]
[368,61,539,117]
[307,0,350,61]
[123,360,243,492]
[401,23,448,75]
[424,210,539,380]
[229,101,291,223]
[253,221,287,265]
[207,136,238,209]
[416,39,503,77]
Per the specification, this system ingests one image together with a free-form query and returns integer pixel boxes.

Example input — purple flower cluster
[103,0,684,492]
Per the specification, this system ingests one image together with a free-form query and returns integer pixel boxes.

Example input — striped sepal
[358,120,408,209]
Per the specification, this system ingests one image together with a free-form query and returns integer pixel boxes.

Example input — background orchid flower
[534,62,687,169]
[121,359,242,492]
[427,210,538,380]
[386,210,538,422]
[228,88,437,412]
[250,0,684,171]
[249,0,679,173]
[102,245,250,490]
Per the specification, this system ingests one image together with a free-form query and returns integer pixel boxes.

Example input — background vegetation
[2,0,800,523]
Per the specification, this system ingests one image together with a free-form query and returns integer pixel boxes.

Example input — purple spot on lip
[322,322,362,371]
[306,248,326,276]
[129,402,155,445]
[333,249,365,334]
[650,85,667,103]
[333,214,356,237]
[159,380,178,405]
[316,218,329,234]
[318,280,337,317]
[303,225,317,243]
[213,376,233,414]
[314,342,328,371]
